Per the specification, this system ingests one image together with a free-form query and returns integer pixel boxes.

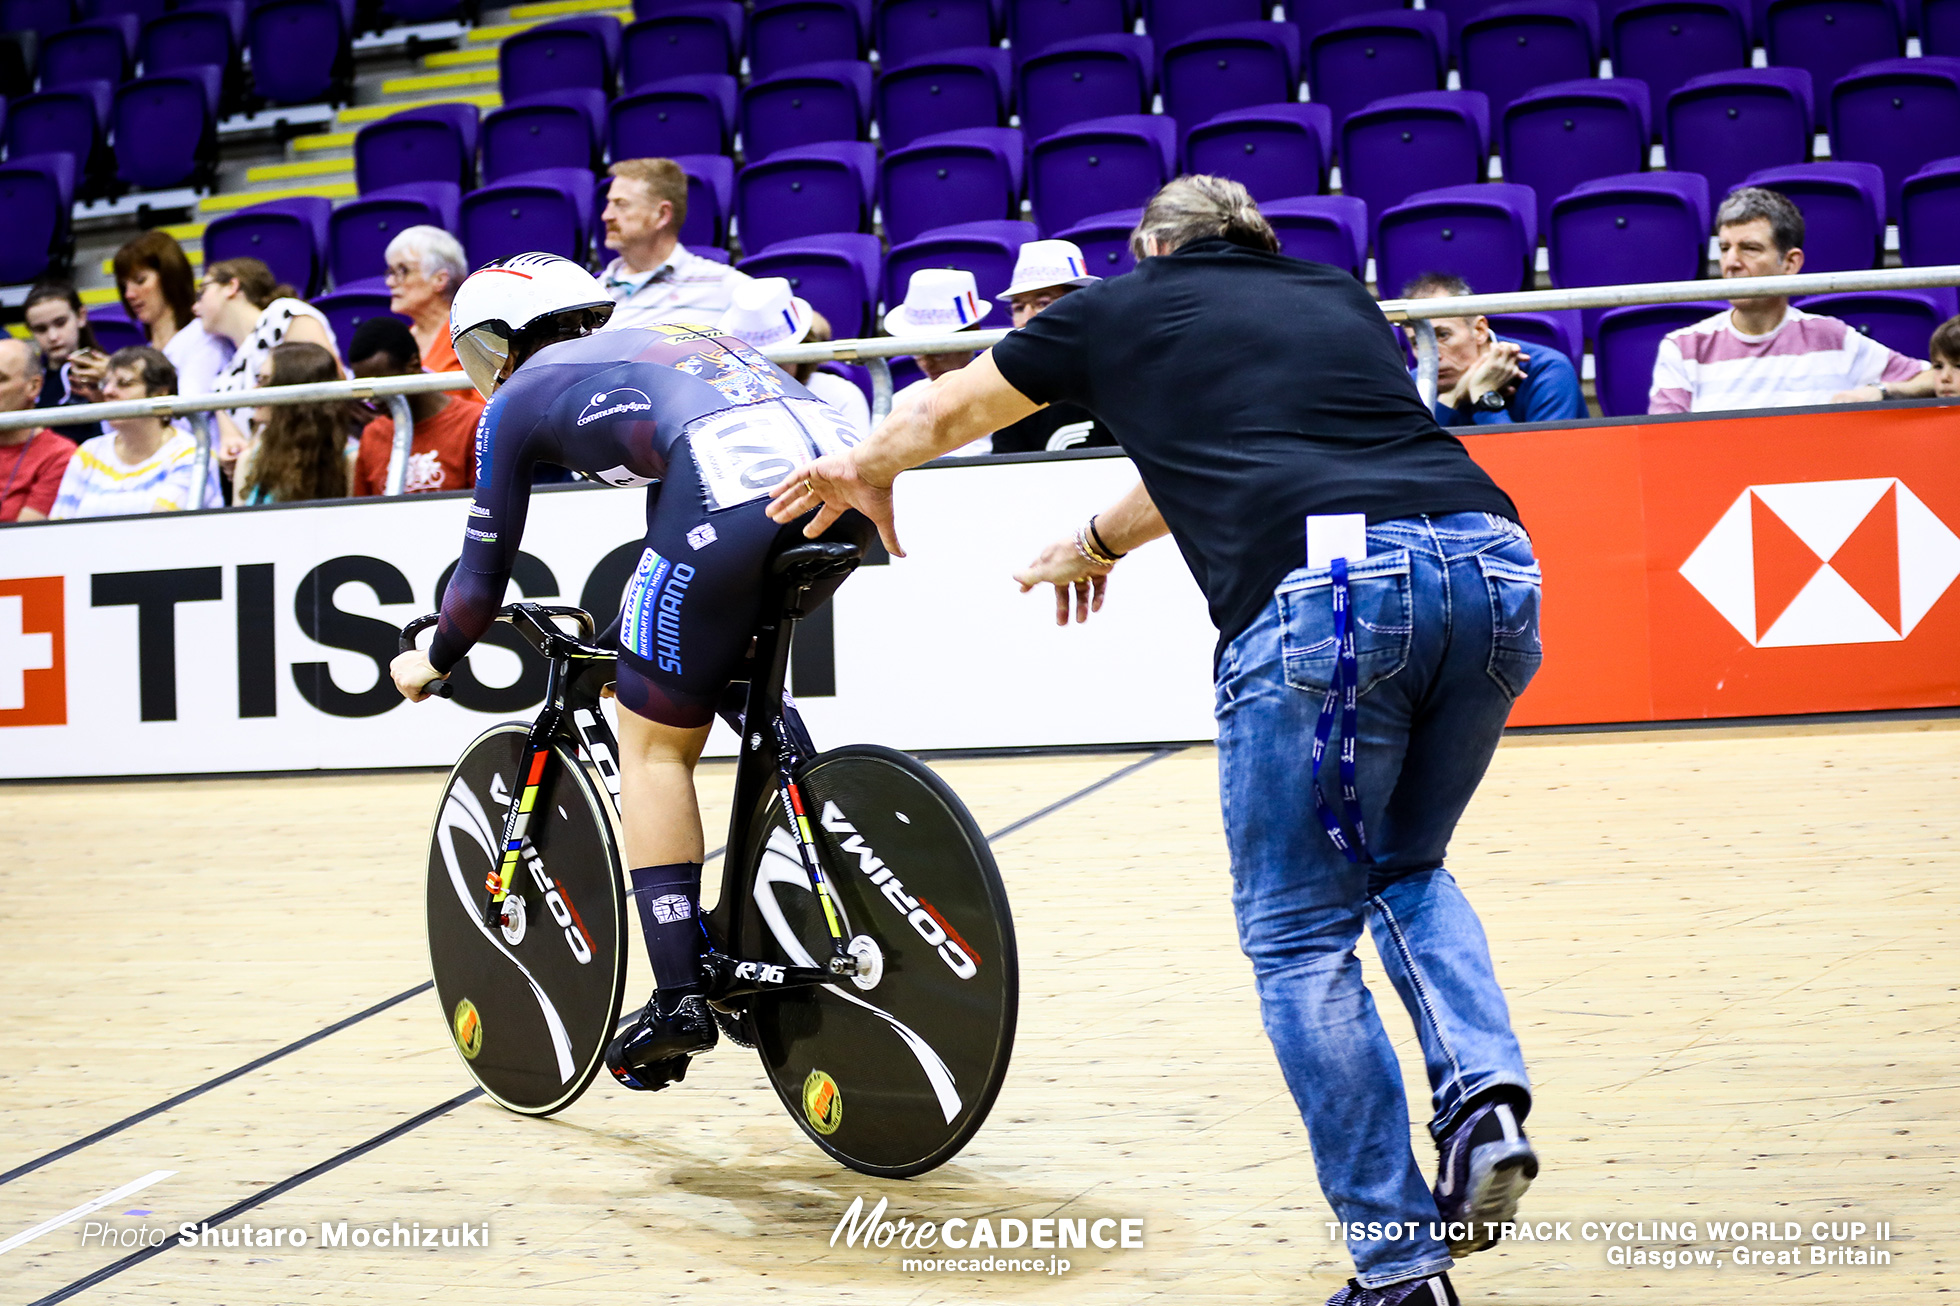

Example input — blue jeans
[1214,512,1542,1287]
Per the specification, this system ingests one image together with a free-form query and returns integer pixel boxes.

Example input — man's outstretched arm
[1013,479,1169,625]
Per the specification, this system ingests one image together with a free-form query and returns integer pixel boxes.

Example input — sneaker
[605,992,718,1091]
[1432,1097,1538,1256]
[1326,1273,1458,1305]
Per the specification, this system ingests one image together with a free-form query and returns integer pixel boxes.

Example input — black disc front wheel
[729,745,1018,1177]
[425,723,627,1116]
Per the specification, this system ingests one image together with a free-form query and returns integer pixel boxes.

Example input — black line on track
[26,1089,483,1306]
[0,983,434,1189]
[31,750,1180,1302]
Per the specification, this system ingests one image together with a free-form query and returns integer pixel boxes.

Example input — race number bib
[687,400,863,511]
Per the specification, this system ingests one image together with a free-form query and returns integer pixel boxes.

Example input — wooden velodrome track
[3,717,1955,1304]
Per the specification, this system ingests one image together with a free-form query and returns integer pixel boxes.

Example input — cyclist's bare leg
[615,706,712,865]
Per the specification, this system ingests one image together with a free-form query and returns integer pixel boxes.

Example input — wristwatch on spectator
[1875,382,1893,400]
[1473,389,1508,413]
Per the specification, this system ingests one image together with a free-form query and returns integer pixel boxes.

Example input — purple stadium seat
[1029,112,1175,234]
[328,181,461,286]
[1766,0,1902,104]
[1501,78,1650,231]
[1287,0,1405,45]
[738,60,871,161]
[747,0,866,79]
[1486,308,1583,367]
[1830,57,1960,221]
[86,0,166,23]
[1664,68,1812,211]
[1376,181,1539,298]
[1182,102,1333,200]
[461,167,596,266]
[1015,34,1154,147]
[5,81,110,186]
[875,47,1011,152]
[1340,90,1490,237]
[0,153,76,285]
[1791,289,1948,358]
[1742,161,1884,271]
[499,16,622,100]
[85,301,146,353]
[312,283,407,354]
[112,66,218,191]
[1008,0,1128,58]
[1159,21,1301,127]
[877,0,997,66]
[138,8,235,79]
[1899,155,1960,267]
[1054,205,1143,276]
[737,231,883,335]
[622,2,742,84]
[1306,11,1448,138]
[668,152,736,247]
[247,0,347,106]
[2,0,75,38]
[355,103,478,194]
[879,125,1024,245]
[1263,193,1369,274]
[1458,0,1599,120]
[1422,0,1506,51]
[1592,300,1726,415]
[1927,0,1960,51]
[608,73,736,158]
[177,0,245,46]
[1145,0,1264,50]
[482,89,604,184]
[36,14,134,87]
[735,140,876,252]
[1609,0,1749,114]
[1549,172,1711,333]
[381,0,464,20]
[883,218,1038,307]
[203,195,331,296]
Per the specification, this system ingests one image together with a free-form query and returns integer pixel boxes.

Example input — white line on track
[0,1170,177,1256]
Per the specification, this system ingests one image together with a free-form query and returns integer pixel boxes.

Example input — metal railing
[6,264,1957,489]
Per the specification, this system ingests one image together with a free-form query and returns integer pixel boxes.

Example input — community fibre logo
[1679,478,1960,647]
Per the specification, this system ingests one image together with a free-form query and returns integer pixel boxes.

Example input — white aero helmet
[450,253,615,398]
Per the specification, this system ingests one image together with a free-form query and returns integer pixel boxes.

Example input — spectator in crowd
[989,240,1118,453]
[49,347,222,519]
[884,268,996,454]
[23,281,108,443]
[195,256,340,470]
[1930,316,1960,398]
[234,342,354,506]
[716,277,872,437]
[0,338,77,524]
[597,158,754,330]
[385,226,469,375]
[1403,273,1587,426]
[112,230,234,398]
[1650,188,1936,412]
[346,317,484,497]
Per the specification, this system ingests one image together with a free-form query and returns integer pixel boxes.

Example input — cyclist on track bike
[388,252,871,1093]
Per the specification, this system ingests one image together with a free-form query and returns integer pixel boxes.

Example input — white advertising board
[0,454,1220,779]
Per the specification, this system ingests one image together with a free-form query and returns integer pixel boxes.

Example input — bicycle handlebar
[396,605,607,702]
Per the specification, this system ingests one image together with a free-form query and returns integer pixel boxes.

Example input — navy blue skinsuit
[428,322,868,727]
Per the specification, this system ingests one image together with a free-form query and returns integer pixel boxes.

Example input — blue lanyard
[1309,557,1372,864]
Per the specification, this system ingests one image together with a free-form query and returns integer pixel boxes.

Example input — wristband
[1087,515,1127,560]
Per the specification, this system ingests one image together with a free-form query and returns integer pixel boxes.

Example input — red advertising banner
[1468,404,1960,726]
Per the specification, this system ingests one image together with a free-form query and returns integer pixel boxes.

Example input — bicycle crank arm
[700,952,854,1001]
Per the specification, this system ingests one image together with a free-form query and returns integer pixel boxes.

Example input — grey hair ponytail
[1129,175,1281,260]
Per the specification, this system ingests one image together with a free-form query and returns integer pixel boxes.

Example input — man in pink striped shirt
[1648,188,1935,414]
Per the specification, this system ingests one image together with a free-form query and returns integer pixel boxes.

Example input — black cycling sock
[628,862,703,998]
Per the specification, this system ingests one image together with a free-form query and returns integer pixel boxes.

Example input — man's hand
[391,648,447,702]
[766,450,904,557]
[1015,537,1110,625]
[66,348,108,401]
[1462,340,1527,404]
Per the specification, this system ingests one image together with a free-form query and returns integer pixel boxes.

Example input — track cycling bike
[399,541,1018,1177]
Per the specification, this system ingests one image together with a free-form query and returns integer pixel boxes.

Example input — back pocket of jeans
[1478,554,1543,699]
[1277,552,1413,697]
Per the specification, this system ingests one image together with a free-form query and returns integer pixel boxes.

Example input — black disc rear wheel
[425,723,627,1116]
[729,744,1017,1177]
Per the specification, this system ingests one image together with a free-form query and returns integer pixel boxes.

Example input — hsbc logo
[1680,478,1960,647]
[0,576,64,727]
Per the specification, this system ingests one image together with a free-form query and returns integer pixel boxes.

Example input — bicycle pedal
[710,1005,758,1049]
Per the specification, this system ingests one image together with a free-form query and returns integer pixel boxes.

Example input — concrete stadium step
[246,157,354,184]
[200,181,359,217]
[335,90,503,127]
[379,67,498,96]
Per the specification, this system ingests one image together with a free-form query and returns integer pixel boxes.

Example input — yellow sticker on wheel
[803,1069,843,1135]
[453,998,483,1060]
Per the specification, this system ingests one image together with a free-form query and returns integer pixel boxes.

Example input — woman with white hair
[384,225,469,374]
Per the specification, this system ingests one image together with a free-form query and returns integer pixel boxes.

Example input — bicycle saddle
[771,541,863,585]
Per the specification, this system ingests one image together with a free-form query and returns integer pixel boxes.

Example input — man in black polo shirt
[768,176,1544,1306]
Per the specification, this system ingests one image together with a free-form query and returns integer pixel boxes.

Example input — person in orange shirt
[346,317,482,496]
[383,226,467,375]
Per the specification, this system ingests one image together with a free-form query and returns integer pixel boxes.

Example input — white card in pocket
[1306,513,1369,570]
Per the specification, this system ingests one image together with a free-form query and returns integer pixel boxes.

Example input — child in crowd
[234,342,354,505]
